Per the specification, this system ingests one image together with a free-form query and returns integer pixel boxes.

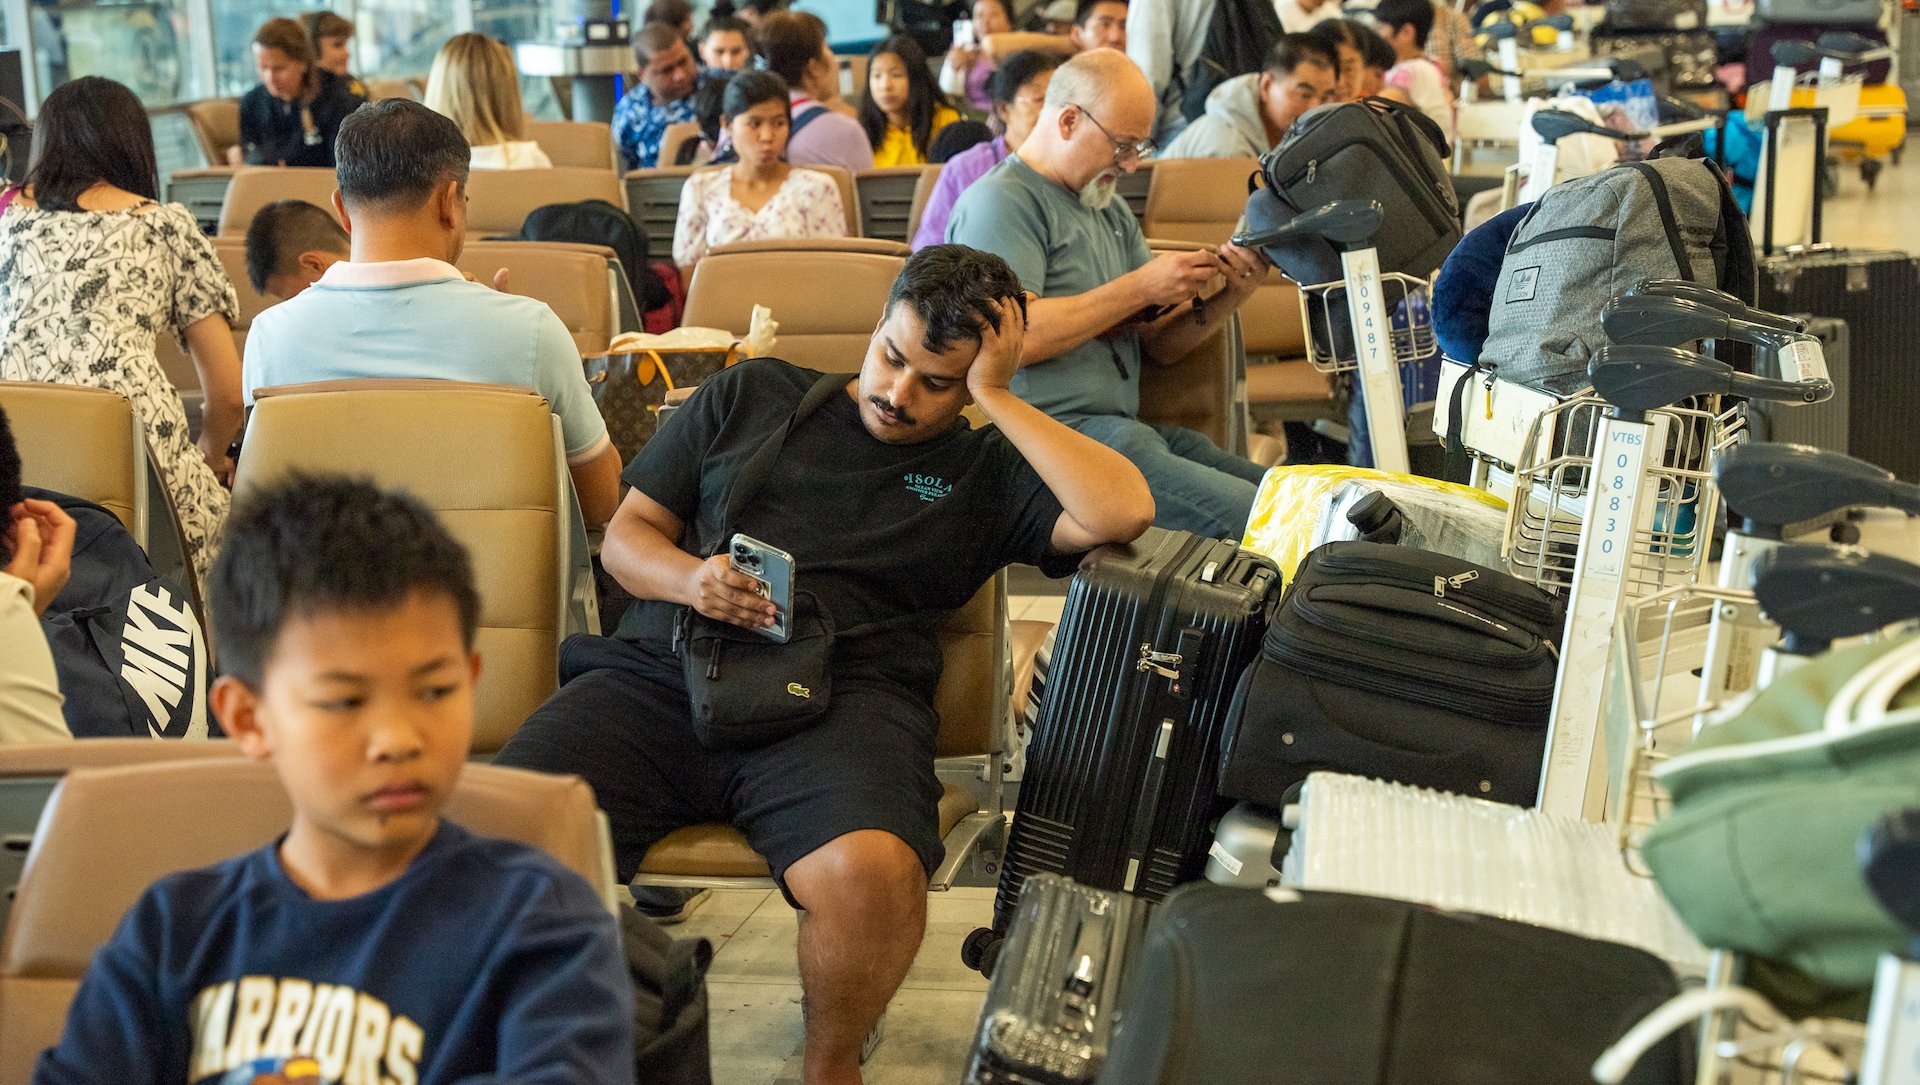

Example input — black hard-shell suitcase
[1747,315,1849,455]
[1758,251,1920,481]
[1216,541,1562,810]
[1096,884,1693,1085]
[965,529,1278,975]
[964,874,1151,1085]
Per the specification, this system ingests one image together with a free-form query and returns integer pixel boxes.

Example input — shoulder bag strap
[718,372,848,539]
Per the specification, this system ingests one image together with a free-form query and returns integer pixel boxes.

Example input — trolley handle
[1716,444,1920,537]
[1627,280,1805,332]
[1751,544,1920,655]
[1601,295,1834,388]
[1229,198,1383,252]
[1527,108,1718,147]
[1862,810,1920,939]
[1814,30,1895,66]
[1587,345,1832,419]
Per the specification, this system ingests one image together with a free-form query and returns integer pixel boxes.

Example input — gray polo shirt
[947,154,1153,420]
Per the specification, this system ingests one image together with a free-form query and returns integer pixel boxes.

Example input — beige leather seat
[709,237,910,258]
[1115,159,1155,222]
[0,383,201,611]
[185,98,240,165]
[1133,241,1252,455]
[856,165,939,243]
[905,166,941,245]
[0,741,246,938]
[464,166,626,240]
[457,240,619,355]
[528,120,620,171]
[236,383,584,755]
[656,121,703,168]
[633,574,1010,892]
[365,78,420,101]
[622,165,701,254]
[216,167,342,236]
[0,758,613,1083]
[681,247,904,372]
[1141,156,1261,245]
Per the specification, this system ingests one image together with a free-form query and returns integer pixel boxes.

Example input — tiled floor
[694,147,1920,1084]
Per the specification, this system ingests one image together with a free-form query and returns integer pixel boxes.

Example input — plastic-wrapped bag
[1242,464,1508,579]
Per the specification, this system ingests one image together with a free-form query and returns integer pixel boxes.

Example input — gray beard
[1079,171,1120,211]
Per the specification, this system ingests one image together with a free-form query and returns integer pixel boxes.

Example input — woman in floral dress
[0,77,243,581]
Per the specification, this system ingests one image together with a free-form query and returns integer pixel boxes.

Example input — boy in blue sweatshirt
[34,474,637,1085]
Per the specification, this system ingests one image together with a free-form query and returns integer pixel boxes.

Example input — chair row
[186,96,612,172]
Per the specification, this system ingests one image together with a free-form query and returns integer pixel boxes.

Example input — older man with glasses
[947,48,1272,541]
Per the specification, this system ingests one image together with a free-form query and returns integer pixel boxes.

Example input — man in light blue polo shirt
[244,99,622,527]
[948,49,1271,540]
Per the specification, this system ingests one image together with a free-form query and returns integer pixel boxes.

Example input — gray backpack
[1478,158,1753,396]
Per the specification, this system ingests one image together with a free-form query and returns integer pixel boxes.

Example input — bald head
[1043,47,1152,117]
[1019,48,1155,197]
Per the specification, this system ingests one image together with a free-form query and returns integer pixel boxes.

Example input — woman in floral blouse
[672,71,849,267]
[0,77,242,580]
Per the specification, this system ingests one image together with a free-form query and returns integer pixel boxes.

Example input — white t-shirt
[470,140,554,170]
[1386,56,1455,137]
[0,572,70,744]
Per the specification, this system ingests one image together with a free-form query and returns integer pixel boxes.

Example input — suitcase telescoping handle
[1119,626,1208,893]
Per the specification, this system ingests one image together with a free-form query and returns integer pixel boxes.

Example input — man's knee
[1074,417,1166,463]
[784,830,929,917]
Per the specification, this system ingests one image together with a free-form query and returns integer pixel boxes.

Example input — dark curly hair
[887,245,1028,353]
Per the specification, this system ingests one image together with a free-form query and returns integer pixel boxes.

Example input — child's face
[701,29,752,70]
[868,52,911,117]
[214,590,478,869]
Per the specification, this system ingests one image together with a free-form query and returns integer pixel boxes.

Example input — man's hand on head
[688,553,778,630]
[967,295,1030,400]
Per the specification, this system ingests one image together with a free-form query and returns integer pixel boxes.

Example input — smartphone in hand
[729,533,794,643]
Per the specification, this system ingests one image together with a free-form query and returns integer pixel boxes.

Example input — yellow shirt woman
[872,105,961,167]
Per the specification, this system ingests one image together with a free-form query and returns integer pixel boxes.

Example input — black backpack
[620,904,713,1084]
[1179,0,1285,121]
[31,488,214,739]
[520,199,671,313]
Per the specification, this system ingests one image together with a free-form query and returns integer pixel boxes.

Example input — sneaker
[629,885,712,925]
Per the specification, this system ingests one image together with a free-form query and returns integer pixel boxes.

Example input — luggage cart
[1520,87,1721,202]
[1232,199,1431,474]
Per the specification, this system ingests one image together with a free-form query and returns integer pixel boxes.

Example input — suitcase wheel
[961,926,1004,979]
[1861,157,1882,191]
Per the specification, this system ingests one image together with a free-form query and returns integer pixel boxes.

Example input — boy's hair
[692,73,733,145]
[700,13,755,46]
[0,407,21,566]
[1269,32,1338,77]
[244,199,349,293]
[1373,0,1435,48]
[334,98,471,215]
[210,474,480,688]
[1076,0,1125,25]
[1357,20,1398,70]
[887,245,1028,354]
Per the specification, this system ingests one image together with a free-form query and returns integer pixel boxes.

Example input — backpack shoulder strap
[790,104,829,138]
[1624,161,1693,281]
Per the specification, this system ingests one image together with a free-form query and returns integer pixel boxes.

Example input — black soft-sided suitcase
[969,529,1278,974]
[1097,884,1692,1085]
[965,874,1151,1085]
[1217,541,1562,809]
[1758,250,1920,481]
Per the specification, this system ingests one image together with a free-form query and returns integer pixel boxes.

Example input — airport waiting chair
[528,119,620,171]
[0,741,245,943]
[236,382,593,756]
[631,573,1011,894]
[708,237,910,258]
[153,236,287,406]
[184,98,240,166]
[1137,241,1254,458]
[1141,156,1261,245]
[0,758,616,1083]
[622,165,701,255]
[655,121,705,169]
[905,165,941,246]
[856,165,939,244]
[166,166,240,232]
[680,245,905,372]
[1116,159,1155,222]
[464,166,626,240]
[0,383,202,619]
[364,78,420,101]
[216,167,341,237]
[457,240,620,355]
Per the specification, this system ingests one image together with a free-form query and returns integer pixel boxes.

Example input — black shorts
[496,635,944,905]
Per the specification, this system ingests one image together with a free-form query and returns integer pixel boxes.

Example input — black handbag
[675,373,847,750]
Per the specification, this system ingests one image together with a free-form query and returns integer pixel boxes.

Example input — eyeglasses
[1072,103,1155,162]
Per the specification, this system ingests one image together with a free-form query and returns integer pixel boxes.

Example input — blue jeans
[1067,416,1267,540]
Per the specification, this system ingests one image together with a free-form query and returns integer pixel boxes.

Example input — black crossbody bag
[672,374,849,750]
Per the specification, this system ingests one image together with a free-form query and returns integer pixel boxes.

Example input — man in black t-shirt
[496,245,1153,1085]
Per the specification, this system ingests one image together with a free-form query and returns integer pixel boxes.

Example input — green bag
[1640,632,1920,993]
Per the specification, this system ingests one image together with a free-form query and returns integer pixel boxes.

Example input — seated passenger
[698,12,756,73]
[672,71,848,266]
[938,0,1016,113]
[948,50,1272,539]
[911,49,1060,251]
[245,198,348,300]
[33,473,636,1083]
[494,245,1153,1085]
[243,100,622,528]
[1161,33,1337,159]
[615,21,701,170]
[1376,0,1455,134]
[975,0,1130,62]
[860,35,960,167]
[298,10,360,84]
[0,77,242,581]
[232,17,367,168]
[759,12,874,173]
[0,406,74,743]
[425,32,554,170]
